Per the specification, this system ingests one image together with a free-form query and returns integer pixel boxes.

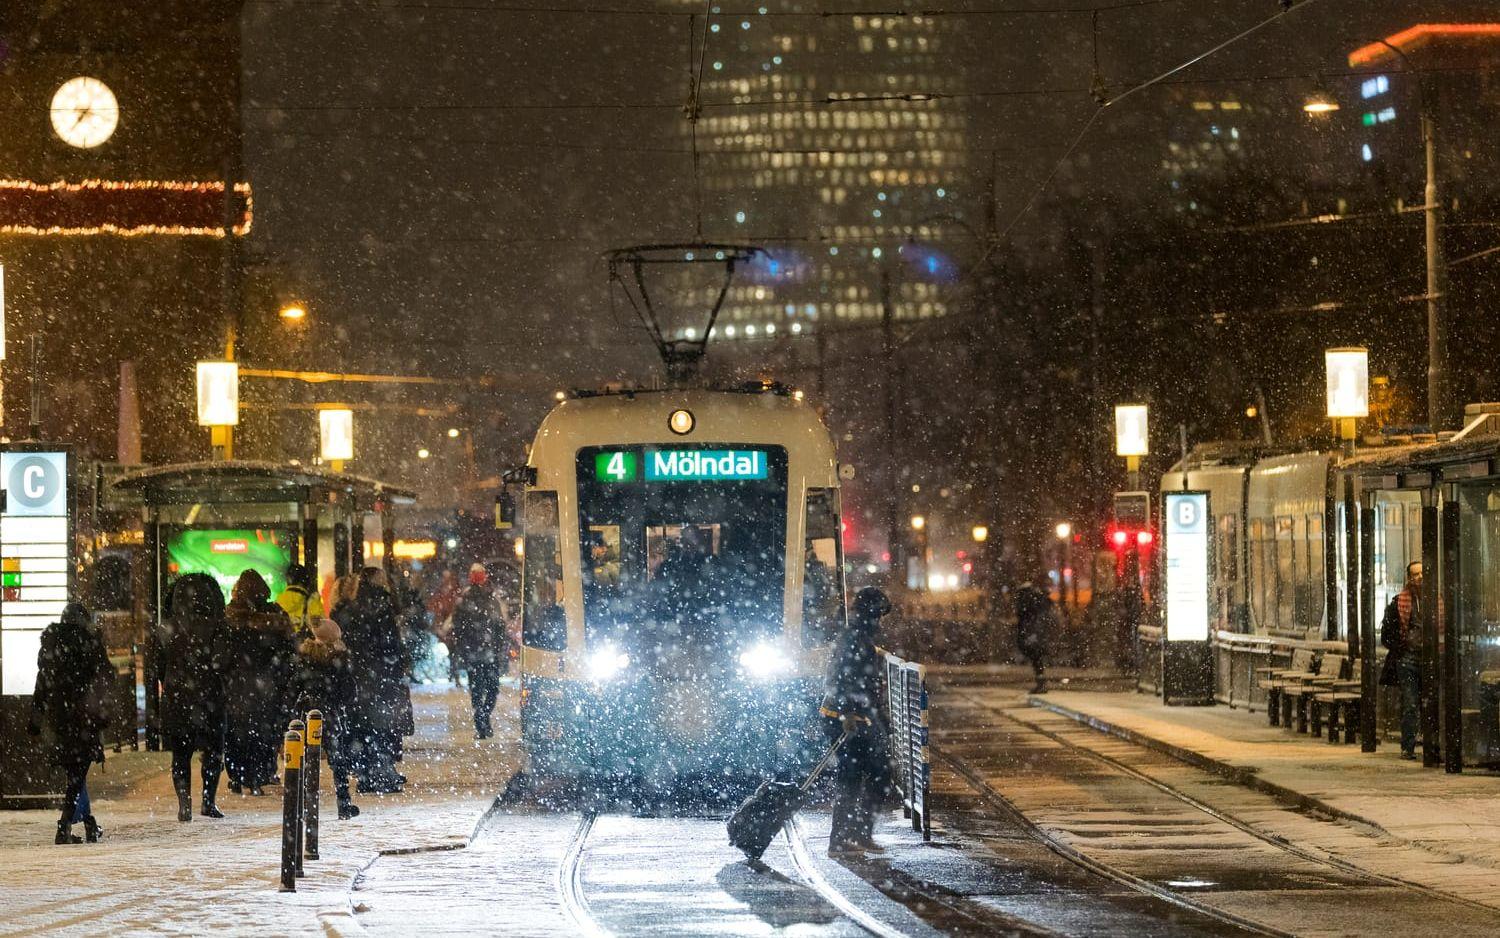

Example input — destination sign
[594,448,769,483]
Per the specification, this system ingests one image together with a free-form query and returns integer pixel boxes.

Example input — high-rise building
[668,6,974,342]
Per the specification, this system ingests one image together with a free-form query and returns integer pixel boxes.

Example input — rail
[881,651,931,840]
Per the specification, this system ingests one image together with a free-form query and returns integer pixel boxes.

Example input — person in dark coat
[159,573,230,821]
[337,567,406,793]
[1013,576,1054,694]
[288,616,361,818]
[1378,561,1425,760]
[820,587,893,857]
[452,563,505,739]
[217,570,294,795]
[27,603,112,844]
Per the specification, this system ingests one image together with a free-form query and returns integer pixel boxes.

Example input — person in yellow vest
[278,564,325,636]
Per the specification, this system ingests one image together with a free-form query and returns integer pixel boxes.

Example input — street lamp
[319,406,354,472]
[910,514,925,531]
[1302,91,1340,114]
[1325,346,1368,456]
[196,360,238,459]
[279,303,308,323]
[1055,521,1072,541]
[1115,403,1149,489]
[447,427,460,439]
[971,524,988,543]
[1056,521,1076,623]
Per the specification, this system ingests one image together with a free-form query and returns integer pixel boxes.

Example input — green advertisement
[165,528,295,601]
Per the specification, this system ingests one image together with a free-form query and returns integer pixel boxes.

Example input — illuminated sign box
[1,450,71,696]
[595,449,769,483]
[1164,492,1211,642]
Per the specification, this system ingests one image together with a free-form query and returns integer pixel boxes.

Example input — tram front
[519,389,846,787]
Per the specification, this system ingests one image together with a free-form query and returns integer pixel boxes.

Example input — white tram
[516,384,847,781]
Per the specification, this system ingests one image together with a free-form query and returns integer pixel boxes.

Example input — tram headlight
[738,641,791,681]
[587,644,631,683]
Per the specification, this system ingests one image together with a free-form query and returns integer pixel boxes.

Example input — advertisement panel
[1,450,70,696]
[1164,492,1211,642]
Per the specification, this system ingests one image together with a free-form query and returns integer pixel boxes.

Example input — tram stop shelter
[1345,408,1500,771]
[111,460,415,750]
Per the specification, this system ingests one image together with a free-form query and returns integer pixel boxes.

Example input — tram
[516,383,848,782]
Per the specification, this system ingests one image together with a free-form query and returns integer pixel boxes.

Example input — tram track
[986,696,1500,916]
[935,688,1500,935]
[558,811,609,938]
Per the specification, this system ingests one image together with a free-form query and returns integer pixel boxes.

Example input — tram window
[522,491,567,651]
[803,488,846,646]
[1275,515,1296,631]
[1305,514,1326,633]
[1217,514,1238,582]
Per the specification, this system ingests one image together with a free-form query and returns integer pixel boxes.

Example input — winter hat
[852,587,892,624]
[311,617,342,645]
[468,563,488,586]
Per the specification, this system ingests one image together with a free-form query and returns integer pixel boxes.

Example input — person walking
[289,616,361,819]
[452,563,505,739]
[27,603,112,844]
[1380,561,1426,761]
[339,568,405,793]
[819,587,893,857]
[159,573,230,821]
[1013,576,1054,694]
[217,570,294,795]
[277,563,324,633]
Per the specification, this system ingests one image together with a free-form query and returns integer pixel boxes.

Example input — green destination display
[594,448,768,483]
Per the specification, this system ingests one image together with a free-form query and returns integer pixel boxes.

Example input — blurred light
[588,644,631,682]
[1245,405,1258,418]
[279,303,307,322]
[417,448,430,459]
[1325,347,1369,418]
[945,573,959,589]
[514,538,525,558]
[792,388,805,401]
[554,390,567,401]
[1361,75,1389,99]
[1111,529,1129,548]
[1302,93,1339,114]
[447,427,460,438]
[319,407,354,462]
[791,322,803,334]
[1114,404,1149,457]
[971,525,989,543]
[962,562,973,574]
[1055,521,1072,540]
[738,641,791,680]
[910,515,926,531]
[1361,143,1374,162]
[865,563,879,574]
[1137,530,1154,546]
[445,537,459,549]
[669,408,695,435]
[196,361,239,426]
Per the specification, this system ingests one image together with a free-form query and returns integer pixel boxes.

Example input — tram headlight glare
[587,645,631,682]
[739,641,791,680]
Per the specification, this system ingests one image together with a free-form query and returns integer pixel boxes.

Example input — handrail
[881,651,931,841]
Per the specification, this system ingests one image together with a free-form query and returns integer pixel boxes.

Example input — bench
[1257,649,1316,727]
[1310,658,1363,744]
[1281,654,1346,733]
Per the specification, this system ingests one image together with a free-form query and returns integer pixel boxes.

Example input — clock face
[50,76,119,149]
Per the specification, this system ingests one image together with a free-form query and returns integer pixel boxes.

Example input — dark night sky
[236,0,1496,485]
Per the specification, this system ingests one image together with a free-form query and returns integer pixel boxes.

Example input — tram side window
[522,491,567,651]
[802,488,846,647]
[1275,515,1296,633]
[1249,519,1269,633]
[1304,514,1326,635]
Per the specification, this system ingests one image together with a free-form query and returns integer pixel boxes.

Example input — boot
[55,821,82,845]
[82,816,102,843]
[174,774,193,822]
[201,776,225,819]
[338,799,361,819]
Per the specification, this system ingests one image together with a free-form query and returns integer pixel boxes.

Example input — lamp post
[1055,521,1075,637]
[910,514,928,591]
[319,406,354,473]
[1325,347,1369,456]
[196,360,239,460]
[1115,403,1149,489]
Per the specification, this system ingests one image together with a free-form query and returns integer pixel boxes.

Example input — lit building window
[1361,143,1374,162]
[1361,75,1389,99]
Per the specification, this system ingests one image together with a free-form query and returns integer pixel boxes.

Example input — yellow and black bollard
[279,728,303,892]
[305,710,323,861]
[289,719,306,879]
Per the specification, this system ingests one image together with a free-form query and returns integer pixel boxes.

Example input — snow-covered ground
[0,684,522,937]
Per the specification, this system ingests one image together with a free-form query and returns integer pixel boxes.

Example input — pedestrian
[289,616,361,819]
[159,573,229,822]
[1013,575,1054,694]
[277,563,324,634]
[338,567,406,793]
[1379,561,1425,761]
[27,602,112,845]
[426,569,462,683]
[217,570,294,796]
[452,563,505,739]
[819,586,893,857]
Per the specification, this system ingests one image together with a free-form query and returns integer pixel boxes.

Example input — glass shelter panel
[1458,484,1500,765]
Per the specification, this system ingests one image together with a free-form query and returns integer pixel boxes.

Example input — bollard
[289,719,306,878]
[305,710,323,861]
[279,729,303,893]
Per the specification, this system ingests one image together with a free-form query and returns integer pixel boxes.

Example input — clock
[50,76,119,149]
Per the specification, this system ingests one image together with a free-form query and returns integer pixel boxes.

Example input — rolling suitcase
[727,728,852,861]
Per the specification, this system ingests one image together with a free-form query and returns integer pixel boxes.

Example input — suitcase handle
[799,728,854,793]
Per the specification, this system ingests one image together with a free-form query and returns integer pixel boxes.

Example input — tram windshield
[576,445,788,659]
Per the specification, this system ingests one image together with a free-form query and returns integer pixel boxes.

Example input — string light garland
[0,179,253,237]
